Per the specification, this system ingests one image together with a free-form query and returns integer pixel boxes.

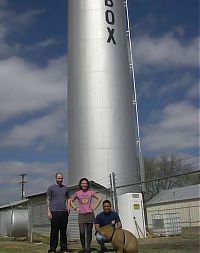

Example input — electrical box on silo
[118,193,146,238]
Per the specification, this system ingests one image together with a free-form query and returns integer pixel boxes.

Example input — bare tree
[144,154,185,201]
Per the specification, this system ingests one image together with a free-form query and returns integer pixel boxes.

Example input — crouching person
[94,200,122,252]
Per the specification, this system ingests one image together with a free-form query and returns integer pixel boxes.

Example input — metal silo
[67,0,140,194]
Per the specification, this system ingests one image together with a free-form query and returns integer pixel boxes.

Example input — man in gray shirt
[47,172,69,253]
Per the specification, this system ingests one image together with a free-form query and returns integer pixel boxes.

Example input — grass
[0,235,199,253]
[140,249,200,252]
[0,240,47,253]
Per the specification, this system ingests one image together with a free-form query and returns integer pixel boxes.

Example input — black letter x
[107,27,116,45]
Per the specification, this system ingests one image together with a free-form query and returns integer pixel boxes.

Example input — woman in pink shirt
[70,178,102,253]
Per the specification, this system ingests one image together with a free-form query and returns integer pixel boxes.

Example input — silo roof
[146,184,200,206]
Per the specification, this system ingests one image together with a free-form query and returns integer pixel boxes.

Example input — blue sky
[0,0,199,204]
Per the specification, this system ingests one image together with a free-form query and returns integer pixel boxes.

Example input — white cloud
[0,161,68,204]
[157,73,198,98]
[0,54,67,149]
[138,72,199,101]
[0,108,67,148]
[134,33,199,68]
[142,102,199,152]
[14,38,61,55]
[34,38,60,48]
[0,1,67,151]
[0,0,8,7]
[0,2,45,58]
[0,2,44,33]
[0,56,67,122]
[10,9,44,28]
[137,79,155,98]
[186,82,200,99]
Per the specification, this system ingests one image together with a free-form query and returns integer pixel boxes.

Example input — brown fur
[98,225,138,253]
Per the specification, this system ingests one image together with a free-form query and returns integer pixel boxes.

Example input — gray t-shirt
[47,184,69,211]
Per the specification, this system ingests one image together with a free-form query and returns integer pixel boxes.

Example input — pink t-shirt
[73,190,96,214]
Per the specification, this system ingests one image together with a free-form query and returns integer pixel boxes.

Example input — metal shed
[0,199,28,237]
[146,184,200,236]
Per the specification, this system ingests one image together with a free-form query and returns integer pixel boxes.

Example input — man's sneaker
[60,248,69,253]
[48,250,56,253]
[100,247,107,253]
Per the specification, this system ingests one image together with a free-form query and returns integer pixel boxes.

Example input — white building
[146,184,200,236]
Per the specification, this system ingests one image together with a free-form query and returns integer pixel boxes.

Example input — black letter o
[105,10,115,25]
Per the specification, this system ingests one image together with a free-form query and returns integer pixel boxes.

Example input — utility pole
[19,173,27,200]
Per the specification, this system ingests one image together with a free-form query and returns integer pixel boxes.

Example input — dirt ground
[0,235,199,253]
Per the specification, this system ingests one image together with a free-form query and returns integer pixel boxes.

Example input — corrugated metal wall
[0,210,8,235]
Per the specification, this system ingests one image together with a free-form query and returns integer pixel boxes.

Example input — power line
[115,163,200,182]
[114,151,200,178]
[145,150,199,169]
[180,148,199,161]
[145,159,199,176]
[182,160,199,167]
[116,170,200,189]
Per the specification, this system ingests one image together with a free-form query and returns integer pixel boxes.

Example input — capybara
[98,225,138,253]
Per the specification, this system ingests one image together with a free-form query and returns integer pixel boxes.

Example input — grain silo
[67,0,141,194]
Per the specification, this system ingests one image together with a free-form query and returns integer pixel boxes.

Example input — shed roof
[0,199,28,210]
[146,184,200,206]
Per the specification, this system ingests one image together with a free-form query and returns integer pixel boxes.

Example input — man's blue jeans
[96,232,110,250]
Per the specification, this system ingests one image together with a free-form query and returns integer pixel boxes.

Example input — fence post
[109,173,114,209]
[112,172,119,213]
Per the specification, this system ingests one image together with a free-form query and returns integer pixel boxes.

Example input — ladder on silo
[124,0,146,192]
